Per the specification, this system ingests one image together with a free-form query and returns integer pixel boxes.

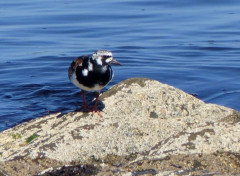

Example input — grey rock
[0,78,239,175]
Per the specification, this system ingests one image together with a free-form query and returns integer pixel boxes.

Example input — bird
[68,50,121,116]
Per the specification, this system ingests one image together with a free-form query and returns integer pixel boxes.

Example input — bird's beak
[110,58,121,65]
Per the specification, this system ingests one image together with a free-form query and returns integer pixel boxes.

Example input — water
[1,0,240,131]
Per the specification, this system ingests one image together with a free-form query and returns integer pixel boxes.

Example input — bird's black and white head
[91,50,121,66]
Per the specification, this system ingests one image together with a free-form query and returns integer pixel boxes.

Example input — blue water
[1,0,240,131]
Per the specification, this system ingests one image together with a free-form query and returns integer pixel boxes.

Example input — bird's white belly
[70,72,105,91]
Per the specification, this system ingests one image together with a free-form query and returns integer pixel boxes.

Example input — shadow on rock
[37,164,99,176]
[56,99,105,118]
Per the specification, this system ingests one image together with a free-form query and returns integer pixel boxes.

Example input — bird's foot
[91,110,102,117]
[78,105,102,117]
[86,106,102,117]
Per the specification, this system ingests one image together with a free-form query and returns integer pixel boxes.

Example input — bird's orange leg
[92,92,102,117]
[79,90,91,111]
[79,90,102,117]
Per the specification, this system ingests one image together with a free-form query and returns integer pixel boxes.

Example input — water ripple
[0,0,240,131]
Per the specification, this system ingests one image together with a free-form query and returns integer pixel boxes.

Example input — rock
[0,78,240,175]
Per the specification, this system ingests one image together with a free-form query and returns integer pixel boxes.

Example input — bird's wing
[68,57,84,80]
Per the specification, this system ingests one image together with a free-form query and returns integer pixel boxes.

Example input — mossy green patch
[11,133,22,140]
[26,133,40,144]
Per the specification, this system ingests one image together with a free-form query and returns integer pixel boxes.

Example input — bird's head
[92,50,121,66]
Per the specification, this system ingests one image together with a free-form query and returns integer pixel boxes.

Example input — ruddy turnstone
[68,50,121,115]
